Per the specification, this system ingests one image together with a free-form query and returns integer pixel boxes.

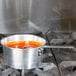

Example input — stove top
[0,31,76,76]
[46,31,76,76]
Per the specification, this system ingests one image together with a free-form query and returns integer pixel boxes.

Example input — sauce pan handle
[42,45,75,49]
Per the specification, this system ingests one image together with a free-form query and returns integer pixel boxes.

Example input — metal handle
[42,45,75,49]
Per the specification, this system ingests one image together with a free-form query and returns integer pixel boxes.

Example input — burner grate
[45,31,76,76]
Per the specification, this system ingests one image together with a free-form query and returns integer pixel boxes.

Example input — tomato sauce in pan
[4,40,43,49]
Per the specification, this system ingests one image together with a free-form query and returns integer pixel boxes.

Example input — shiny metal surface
[0,0,41,34]
[1,0,76,34]
[0,0,59,34]
[0,0,76,34]
[31,0,76,32]
[43,45,74,49]
[1,0,76,33]
[1,34,46,69]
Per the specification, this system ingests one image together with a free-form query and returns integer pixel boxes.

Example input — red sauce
[4,40,43,49]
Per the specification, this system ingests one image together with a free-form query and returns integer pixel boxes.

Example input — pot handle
[42,45,75,49]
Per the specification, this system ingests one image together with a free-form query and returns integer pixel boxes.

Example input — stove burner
[46,31,76,76]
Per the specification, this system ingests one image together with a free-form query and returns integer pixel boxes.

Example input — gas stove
[46,31,76,76]
[0,31,76,76]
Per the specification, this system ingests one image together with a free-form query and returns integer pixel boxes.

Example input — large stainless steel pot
[1,34,46,69]
[0,34,75,70]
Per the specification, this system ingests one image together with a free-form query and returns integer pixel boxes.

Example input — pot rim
[1,34,46,50]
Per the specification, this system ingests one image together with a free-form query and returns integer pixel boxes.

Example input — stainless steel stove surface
[0,31,76,76]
